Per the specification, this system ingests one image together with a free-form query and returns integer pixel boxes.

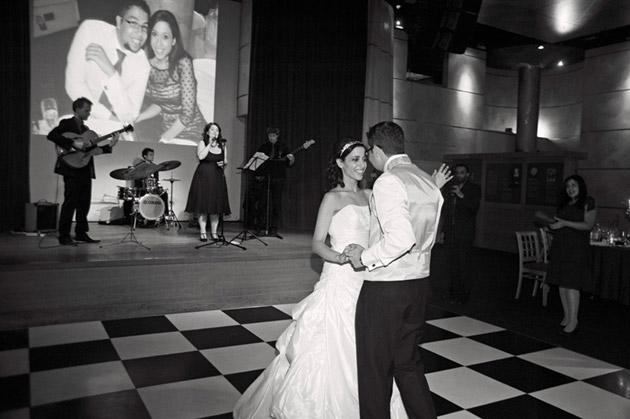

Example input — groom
[345,121,449,419]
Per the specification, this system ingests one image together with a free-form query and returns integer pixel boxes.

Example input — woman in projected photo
[136,9,206,145]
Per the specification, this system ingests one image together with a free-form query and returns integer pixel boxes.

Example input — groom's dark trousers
[355,278,436,419]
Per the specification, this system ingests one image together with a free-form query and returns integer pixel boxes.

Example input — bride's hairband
[339,141,364,157]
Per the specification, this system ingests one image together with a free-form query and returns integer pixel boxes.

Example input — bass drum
[137,194,165,220]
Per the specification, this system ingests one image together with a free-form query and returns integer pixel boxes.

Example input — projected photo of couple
[31,0,218,146]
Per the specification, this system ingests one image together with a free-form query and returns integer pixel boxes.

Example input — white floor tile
[139,376,241,419]
[0,349,28,377]
[439,411,482,419]
[201,342,277,375]
[519,347,622,380]
[422,337,512,366]
[30,361,134,406]
[111,332,196,360]
[166,310,238,331]
[427,316,504,337]
[427,367,523,409]
[29,321,108,347]
[273,303,296,316]
[532,381,630,419]
[242,319,293,342]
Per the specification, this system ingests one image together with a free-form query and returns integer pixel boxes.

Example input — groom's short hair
[366,121,405,156]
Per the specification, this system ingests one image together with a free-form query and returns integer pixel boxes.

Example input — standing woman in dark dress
[185,122,231,241]
[547,175,597,335]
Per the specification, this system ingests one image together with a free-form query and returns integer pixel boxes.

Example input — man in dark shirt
[248,126,295,237]
[439,164,481,304]
[47,97,118,245]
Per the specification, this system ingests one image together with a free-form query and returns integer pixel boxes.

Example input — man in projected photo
[65,0,151,136]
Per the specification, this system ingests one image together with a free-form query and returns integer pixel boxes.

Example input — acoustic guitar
[56,125,133,169]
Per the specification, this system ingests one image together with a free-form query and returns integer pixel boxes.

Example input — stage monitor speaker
[24,201,58,232]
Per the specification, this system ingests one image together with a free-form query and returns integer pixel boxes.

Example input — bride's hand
[336,253,349,264]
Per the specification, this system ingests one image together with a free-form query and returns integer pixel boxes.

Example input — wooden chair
[515,231,549,306]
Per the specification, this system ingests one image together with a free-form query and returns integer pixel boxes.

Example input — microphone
[217,137,227,143]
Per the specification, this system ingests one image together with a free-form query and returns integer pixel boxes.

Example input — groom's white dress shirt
[360,154,444,281]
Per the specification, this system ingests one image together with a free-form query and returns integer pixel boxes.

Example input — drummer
[123,148,168,225]
[132,148,159,190]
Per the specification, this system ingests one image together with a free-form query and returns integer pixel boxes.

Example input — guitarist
[47,97,119,245]
[249,126,296,237]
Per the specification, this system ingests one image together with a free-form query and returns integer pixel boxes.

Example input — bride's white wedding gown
[233,204,408,419]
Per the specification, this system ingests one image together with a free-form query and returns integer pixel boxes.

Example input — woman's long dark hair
[202,122,222,143]
[325,138,365,192]
[146,10,191,76]
[558,174,588,210]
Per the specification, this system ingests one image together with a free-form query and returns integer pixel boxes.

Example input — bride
[233,137,410,418]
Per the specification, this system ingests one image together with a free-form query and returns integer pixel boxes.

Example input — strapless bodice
[328,205,370,253]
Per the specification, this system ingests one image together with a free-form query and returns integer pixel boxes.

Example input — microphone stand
[196,139,245,250]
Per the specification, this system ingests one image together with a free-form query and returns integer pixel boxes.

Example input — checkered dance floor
[2,304,630,418]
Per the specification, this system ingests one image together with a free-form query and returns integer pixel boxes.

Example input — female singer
[185,122,230,241]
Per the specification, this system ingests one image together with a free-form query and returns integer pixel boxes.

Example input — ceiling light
[558,60,564,67]
[538,45,544,50]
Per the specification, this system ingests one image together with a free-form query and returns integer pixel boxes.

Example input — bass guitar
[271,139,316,160]
[56,125,133,169]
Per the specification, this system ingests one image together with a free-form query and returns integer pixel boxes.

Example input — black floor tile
[102,316,177,338]
[469,330,555,355]
[30,339,120,372]
[0,374,29,412]
[202,413,234,419]
[431,391,462,417]
[583,369,630,400]
[468,394,580,419]
[420,347,460,374]
[124,351,220,388]
[0,329,28,351]
[425,305,459,321]
[183,325,263,350]
[469,357,574,393]
[224,369,265,394]
[223,306,292,324]
[30,389,151,419]
[421,323,460,343]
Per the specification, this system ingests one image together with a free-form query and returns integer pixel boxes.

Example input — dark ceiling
[389,0,630,75]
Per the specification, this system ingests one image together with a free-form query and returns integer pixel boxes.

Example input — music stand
[226,152,269,245]
[256,159,285,240]
[197,143,246,251]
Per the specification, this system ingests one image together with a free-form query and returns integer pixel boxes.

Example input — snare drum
[117,186,140,200]
[137,193,165,220]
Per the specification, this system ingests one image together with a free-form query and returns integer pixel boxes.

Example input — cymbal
[163,177,181,182]
[157,160,181,171]
[109,162,159,180]
[110,168,131,180]
[129,162,160,179]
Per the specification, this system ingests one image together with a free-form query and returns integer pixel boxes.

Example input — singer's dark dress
[185,140,231,215]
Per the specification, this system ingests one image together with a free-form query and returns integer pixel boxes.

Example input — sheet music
[243,152,269,171]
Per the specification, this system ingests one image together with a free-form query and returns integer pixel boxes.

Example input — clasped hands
[342,244,365,269]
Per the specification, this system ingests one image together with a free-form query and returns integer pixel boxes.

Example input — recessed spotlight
[538,45,544,50]
[558,60,564,67]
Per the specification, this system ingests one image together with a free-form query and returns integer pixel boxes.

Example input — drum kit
[106,160,182,249]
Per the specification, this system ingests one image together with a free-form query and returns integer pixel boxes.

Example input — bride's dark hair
[325,137,365,191]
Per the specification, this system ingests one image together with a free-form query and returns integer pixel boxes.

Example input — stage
[0,222,322,331]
